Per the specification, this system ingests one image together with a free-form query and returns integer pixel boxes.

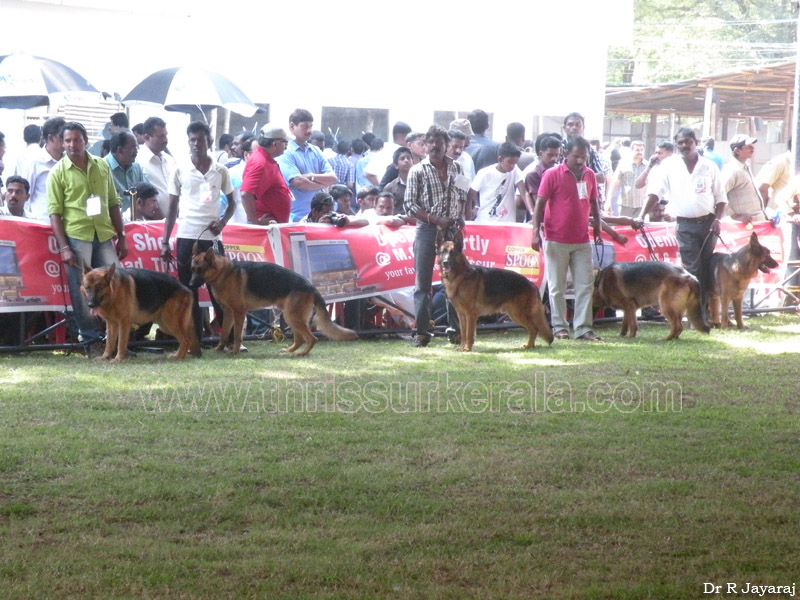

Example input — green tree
[608,0,796,85]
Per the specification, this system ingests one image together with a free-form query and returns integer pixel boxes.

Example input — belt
[676,214,714,224]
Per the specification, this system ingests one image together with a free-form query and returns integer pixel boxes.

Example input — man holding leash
[638,127,727,319]
[404,124,470,347]
[161,121,234,346]
[48,121,128,357]
[531,136,603,342]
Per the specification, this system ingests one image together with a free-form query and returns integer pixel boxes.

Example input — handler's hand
[116,237,128,261]
[60,247,77,268]
[208,220,224,236]
[531,229,541,252]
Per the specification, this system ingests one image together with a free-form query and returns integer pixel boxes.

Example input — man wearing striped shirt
[404,124,469,347]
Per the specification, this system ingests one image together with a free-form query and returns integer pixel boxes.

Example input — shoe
[411,335,431,347]
[445,328,460,345]
[224,343,248,352]
[576,331,602,342]
[554,330,570,340]
[640,306,662,321]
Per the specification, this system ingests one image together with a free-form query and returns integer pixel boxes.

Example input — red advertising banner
[0,218,785,313]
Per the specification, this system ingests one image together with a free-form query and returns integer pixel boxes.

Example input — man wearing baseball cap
[241,123,294,225]
[722,134,765,224]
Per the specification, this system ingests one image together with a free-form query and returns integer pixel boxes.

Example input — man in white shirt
[161,121,234,344]
[20,117,64,220]
[468,142,531,222]
[364,121,411,187]
[136,117,176,218]
[640,127,726,319]
[13,124,42,177]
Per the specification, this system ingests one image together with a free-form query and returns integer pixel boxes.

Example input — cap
[729,134,757,149]
[260,123,289,140]
[449,118,474,137]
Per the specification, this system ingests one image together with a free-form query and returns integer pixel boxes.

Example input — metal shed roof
[605,61,795,120]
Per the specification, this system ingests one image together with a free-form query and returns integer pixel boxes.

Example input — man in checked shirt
[404,124,470,347]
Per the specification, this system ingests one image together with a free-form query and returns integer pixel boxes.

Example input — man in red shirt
[531,136,602,341]
[241,124,293,224]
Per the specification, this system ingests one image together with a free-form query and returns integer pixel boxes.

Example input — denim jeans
[412,222,457,337]
[66,236,119,346]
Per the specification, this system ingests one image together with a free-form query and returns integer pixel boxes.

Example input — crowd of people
[0,107,797,353]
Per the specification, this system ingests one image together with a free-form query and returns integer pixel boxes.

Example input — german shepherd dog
[709,231,779,329]
[436,229,553,352]
[81,263,200,361]
[190,248,358,356]
[593,261,710,340]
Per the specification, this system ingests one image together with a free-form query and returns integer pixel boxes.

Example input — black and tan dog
[709,231,779,329]
[81,263,200,361]
[437,230,553,352]
[593,261,710,340]
[190,248,358,356]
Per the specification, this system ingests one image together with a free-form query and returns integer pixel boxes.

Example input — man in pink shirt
[531,136,602,341]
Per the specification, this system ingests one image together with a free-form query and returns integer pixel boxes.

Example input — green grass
[1,314,798,599]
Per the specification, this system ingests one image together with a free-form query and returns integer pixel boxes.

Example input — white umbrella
[122,67,261,118]
[0,52,102,109]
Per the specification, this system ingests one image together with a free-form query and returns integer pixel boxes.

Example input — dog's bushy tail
[685,275,710,334]
[312,292,359,341]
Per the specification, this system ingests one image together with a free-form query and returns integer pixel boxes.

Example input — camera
[323,211,348,227]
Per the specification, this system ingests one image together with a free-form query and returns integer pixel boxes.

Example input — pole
[794,2,800,173]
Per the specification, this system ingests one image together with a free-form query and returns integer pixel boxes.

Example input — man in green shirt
[48,121,128,355]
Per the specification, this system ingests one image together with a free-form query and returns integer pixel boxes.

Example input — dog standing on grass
[709,231,779,329]
[593,261,710,340]
[437,229,553,352]
[190,247,358,356]
[81,263,200,361]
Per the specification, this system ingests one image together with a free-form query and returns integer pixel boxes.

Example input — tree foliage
[608,0,797,85]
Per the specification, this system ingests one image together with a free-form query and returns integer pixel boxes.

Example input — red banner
[0,218,785,313]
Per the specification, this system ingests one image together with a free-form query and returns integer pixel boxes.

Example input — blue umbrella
[122,67,261,118]
[0,53,101,109]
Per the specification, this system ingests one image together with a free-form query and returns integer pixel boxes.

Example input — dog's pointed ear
[204,247,216,264]
[104,262,116,281]
[453,228,464,252]
[749,231,759,247]
[192,240,200,256]
[436,228,444,249]
[83,262,92,275]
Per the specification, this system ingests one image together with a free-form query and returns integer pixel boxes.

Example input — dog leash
[593,231,605,267]
[638,223,661,261]
[168,224,214,269]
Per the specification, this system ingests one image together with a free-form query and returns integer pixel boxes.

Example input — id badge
[86,195,102,216]
[454,174,471,192]
[694,178,707,195]
[576,181,588,200]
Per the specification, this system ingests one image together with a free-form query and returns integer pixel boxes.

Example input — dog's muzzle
[189,272,204,289]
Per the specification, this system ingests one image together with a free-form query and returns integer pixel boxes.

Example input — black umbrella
[122,67,261,117]
[0,53,101,109]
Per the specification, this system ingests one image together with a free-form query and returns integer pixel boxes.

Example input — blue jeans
[412,222,457,337]
[66,236,119,346]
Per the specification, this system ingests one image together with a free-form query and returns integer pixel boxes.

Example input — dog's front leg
[101,321,117,360]
[111,320,132,362]
[732,297,747,329]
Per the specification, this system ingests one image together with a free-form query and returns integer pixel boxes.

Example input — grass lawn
[1,314,798,599]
